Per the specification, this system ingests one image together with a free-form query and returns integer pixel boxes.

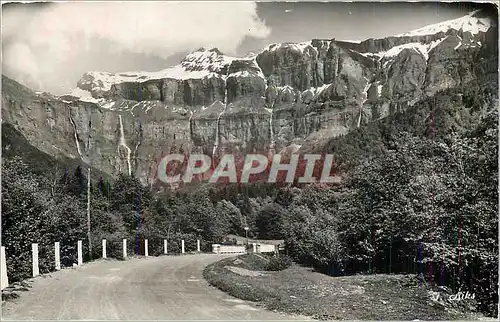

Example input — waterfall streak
[213,71,230,156]
[68,111,84,160]
[118,115,132,176]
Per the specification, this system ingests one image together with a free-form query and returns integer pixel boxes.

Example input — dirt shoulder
[203,254,483,320]
[2,254,305,320]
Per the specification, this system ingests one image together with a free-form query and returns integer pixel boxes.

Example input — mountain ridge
[66,9,495,102]
[1,9,497,188]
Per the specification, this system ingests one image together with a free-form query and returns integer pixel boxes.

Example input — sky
[1,1,490,95]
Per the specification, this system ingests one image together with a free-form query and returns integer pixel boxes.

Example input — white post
[102,239,107,259]
[197,240,201,252]
[32,243,39,277]
[252,243,257,253]
[1,246,9,290]
[123,239,127,259]
[144,239,149,257]
[164,240,168,255]
[54,242,61,270]
[181,240,185,254]
[77,240,83,266]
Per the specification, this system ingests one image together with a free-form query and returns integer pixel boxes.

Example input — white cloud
[2,2,271,93]
[3,42,42,90]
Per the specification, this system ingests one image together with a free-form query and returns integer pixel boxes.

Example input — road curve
[2,254,310,320]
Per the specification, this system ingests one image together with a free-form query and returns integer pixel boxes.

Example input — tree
[255,203,287,239]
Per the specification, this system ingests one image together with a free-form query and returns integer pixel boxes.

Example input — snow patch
[181,49,237,73]
[229,70,252,78]
[313,83,332,100]
[262,41,314,55]
[144,103,154,113]
[101,101,115,110]
[370,38,447,63]
[377,84,383,97]
[228,69,265,80]
[428,37,448,52]
[74,49,267,94]
[301,83,334,101]
[340,39,362,43]
[65,87,102,104]
[380,42,430,60]
[396,10,492,37]
[80,66,219,93]
[276,85,295,97]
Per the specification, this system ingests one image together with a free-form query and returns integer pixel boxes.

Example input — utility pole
[87,167,92,260]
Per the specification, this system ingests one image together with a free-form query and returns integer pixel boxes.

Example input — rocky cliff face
[2,10,497,186]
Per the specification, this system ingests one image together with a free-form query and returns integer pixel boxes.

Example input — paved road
[2,254,310,320]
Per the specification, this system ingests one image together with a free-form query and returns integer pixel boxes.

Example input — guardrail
[211,244,246,254]
[211,243,282,255]
[1,238,203,290]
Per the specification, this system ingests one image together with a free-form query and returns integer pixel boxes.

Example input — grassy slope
[204,254,482,321]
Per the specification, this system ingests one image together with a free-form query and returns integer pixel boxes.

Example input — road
[2,254,310,320]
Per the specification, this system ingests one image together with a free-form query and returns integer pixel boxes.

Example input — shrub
[265,255,292,271]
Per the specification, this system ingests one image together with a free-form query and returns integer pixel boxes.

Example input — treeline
[243,88,497,316]
[1,152,286,282]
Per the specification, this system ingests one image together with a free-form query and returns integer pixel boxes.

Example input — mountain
[2,10,497,188]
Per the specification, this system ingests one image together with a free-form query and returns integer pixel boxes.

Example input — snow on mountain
[67,87,103,103]
[357,10,493,65]
[311,83,332,100]
[361,37,447,62]
[299,83,334,103]
[396,10,493,37]
[78,65,219,93]
[72,47,267,100]
[263,41,313,54]
[262,39,361,56]
[228,70,263,79]
[179,48,237,73]
[69,10,493,105]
